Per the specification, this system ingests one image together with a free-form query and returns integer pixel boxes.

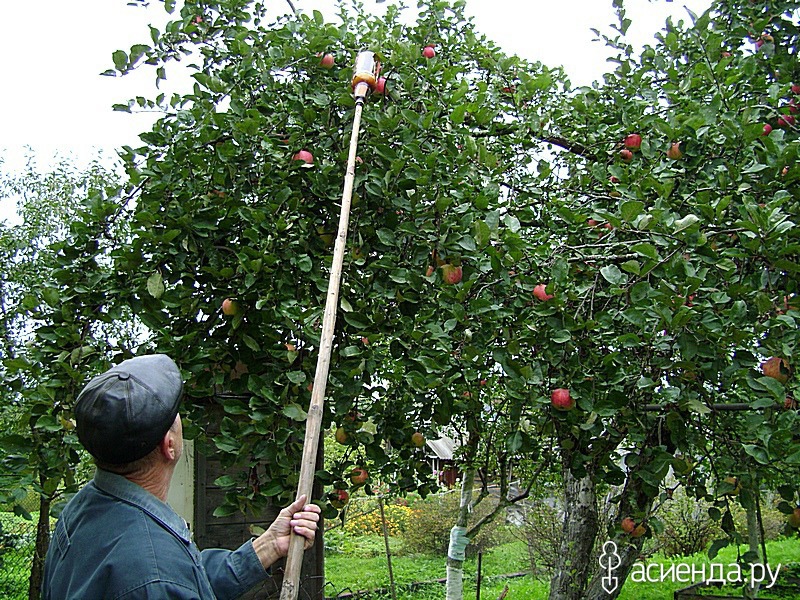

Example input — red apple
[533,284,554,302]
[609,176,620,184]
[721,51,732,58]
[763,123,773,136]
[350,467,369,486]
[788,508,800,529]
[778,115,796,127]
[441,264,463,284]
[624,133,642,150]
[320,53,335,68]
[411,432,425,447]
[792,84,800,95]
[422,45,436,59]
[374,77,387,95]
[621,517,636,534]
[425,265,435,277]
[330,489,349,509]
[551,388,575,411]
[631,523,647,538]
[762,356,791,384]
[666,142,683,160]
[222,298,240,316]
[293,149,314,164]
[620,149,633,162]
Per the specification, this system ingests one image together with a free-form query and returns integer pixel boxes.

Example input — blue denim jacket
[42,469,268,599]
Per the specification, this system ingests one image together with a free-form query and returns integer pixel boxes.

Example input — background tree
[0,156,134,598]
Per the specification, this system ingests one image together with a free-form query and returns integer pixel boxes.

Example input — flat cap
[75,354,183,465]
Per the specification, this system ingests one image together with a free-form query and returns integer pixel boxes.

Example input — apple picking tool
[279,50,380,600]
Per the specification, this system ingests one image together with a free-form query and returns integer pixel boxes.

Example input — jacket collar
[92,469,191,543]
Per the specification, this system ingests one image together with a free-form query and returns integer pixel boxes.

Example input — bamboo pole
[279,78,371,600]
[379,496,398,600]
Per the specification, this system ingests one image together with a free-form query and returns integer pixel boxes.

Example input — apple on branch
[762,356,792,384]
[292,149,314,164]
[330,489,349,509]
[621,517,636,534]
[551,388,575,411]
[533,284,554,302]
[667,142,683,160]
[623,133,642,150]
[788,508,800,529]
[441,263,463,285]
[222,298,240,316]
[319,53,335,69]
[411,432,426,447]
[630,523,647,538]
[350,467,369,486]
[334,427,350,445]
[422,45,436,59]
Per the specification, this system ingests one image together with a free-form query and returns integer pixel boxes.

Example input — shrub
[517,498,562,577]
[343,498,413,537]
[655,490,719,558]
[399,490,508,557]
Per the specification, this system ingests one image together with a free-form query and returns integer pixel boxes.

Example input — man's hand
[251,495,321,569]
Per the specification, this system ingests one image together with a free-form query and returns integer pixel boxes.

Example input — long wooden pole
[279,88,368,600]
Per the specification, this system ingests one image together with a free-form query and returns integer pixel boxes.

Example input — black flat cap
[75,354,183,465]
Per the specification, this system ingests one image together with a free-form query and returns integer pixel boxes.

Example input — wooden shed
[167,409,324,599]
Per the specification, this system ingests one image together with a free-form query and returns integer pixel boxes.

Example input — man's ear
[158,430,178,461]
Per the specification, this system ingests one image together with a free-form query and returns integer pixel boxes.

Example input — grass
[324,536,800,600]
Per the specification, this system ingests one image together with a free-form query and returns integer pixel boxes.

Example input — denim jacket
[42,469,268,599]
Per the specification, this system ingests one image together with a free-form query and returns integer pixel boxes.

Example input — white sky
[0,0,712,221]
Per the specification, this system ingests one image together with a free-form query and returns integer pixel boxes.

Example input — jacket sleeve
[200,541,269,600]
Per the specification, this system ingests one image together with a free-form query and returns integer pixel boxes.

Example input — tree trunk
[584,425,674,600]
[28,494,51,600]
[548,462,598,600]
[743,486,762,600]
[445,466,476,600]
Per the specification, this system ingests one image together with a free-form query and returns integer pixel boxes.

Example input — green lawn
[324,537,800,599]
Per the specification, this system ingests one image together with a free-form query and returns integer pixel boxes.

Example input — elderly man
[42,354,320,600]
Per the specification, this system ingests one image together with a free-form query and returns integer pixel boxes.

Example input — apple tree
[99,0,800,598]
[508,0,800,597]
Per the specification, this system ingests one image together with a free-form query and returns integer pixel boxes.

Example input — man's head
[75,354,183,468]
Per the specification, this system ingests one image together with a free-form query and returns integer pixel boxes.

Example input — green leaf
[673,214,700,234]
[742,444,769,465]
[631,243,659,261]
[112,50,128,72]
[600,265,626,285]
[287,371,306,384]
[620,200,644,222]
[213,504,237,518]
[343,312,371,329]
[241,334,260,352]
[708,538,728,560]
[282,403,308,421]
[146,272,164,298]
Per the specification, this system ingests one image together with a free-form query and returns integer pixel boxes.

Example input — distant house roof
[426,436,456,460]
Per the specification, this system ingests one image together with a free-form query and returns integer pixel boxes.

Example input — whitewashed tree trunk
[445,466,476,600]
